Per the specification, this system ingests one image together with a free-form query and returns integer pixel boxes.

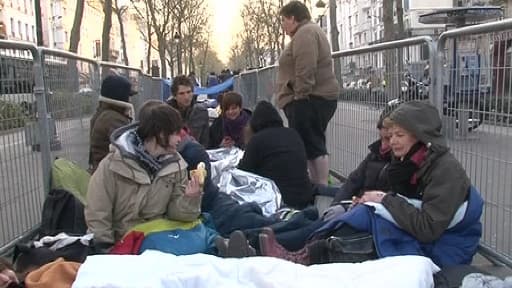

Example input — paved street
[327,101,512,257]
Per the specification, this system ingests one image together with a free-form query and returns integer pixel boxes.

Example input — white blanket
[72,250,440,288]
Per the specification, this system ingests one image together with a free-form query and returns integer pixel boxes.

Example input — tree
[101,0,113,69]
[69,0,85,52]
[131,0,174,78]
[114,0,129,66]
[235,0,283,68]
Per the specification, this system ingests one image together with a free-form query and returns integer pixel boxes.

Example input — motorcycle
[385,72,483,132]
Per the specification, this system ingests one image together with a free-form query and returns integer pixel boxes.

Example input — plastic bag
[207,147,244,185]
[218,168,281,217]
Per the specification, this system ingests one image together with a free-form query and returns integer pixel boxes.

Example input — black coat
[238,127,314,209]
[332,139,391,203]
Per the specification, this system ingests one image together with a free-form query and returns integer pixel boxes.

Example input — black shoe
[214,236,229,257]
[227,230,256,258]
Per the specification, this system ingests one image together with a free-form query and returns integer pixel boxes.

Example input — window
[31,25,35,42]
[17,20,22,38]
[25,23,28,40]
[10,18,14,37]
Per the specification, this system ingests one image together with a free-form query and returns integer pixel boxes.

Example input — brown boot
[258,228,310,265]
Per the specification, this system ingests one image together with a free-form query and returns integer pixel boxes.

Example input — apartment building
[0,0,37,42]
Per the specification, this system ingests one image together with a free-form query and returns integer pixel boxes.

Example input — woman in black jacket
[238,101,314,209]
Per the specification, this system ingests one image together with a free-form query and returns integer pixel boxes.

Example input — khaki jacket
[276,21,340,109]
[85,145,201,244]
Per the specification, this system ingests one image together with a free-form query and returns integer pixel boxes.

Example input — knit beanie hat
[25,258,80,288]
[100,75,137,103]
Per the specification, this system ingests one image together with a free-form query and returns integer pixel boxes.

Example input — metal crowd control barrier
[41,48,101,170]
[0,45,167,254]
[233,23,512,266]
[436,19,512,267]
[327,36,435,183]
[0,40,47,254]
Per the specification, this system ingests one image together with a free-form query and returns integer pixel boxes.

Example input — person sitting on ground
[167,75,209,147]
[322,106,395,219]
[89,74,136,172]
[216,105,395,254]
[257,101,483,267]
[208,92,251,149]
[237,101,314,209]
[85,101,202,249]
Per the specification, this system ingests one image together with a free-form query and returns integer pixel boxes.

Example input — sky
[208,0,244,64]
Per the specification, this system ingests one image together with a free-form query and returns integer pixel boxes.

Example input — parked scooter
[385,71,482,132]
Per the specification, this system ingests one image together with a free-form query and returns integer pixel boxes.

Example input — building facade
[0,0,37,42]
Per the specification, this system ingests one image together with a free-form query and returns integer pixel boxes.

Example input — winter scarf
[387,142,428,199]
[223,110,250,147]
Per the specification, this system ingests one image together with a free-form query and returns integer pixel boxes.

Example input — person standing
[276,1,340,185]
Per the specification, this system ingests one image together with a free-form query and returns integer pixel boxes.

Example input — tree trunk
[69,0,85,52]
[115,2,129,66]
[396,0,405,83]
[147,28,152,74]
[329,0,341,83]
[158,38,167,79]
[396,0,405,40]
[101,0,113,76]
[382,0,396,97]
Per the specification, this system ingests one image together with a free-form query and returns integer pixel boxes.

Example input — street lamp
[174,31,182,75]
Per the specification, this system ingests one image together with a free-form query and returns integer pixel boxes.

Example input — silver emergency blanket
[218,168,282,217]
[206,147,282,216]
[207,147,245,184]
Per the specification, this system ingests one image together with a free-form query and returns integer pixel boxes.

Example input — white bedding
[72,250,440,288]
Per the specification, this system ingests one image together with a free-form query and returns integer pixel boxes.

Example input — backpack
[40,158,90,237]
[40,188,87,237]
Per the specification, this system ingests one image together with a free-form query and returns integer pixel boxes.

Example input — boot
[226,230,256,258]
[214,236,229,257]
[258,228,310,265]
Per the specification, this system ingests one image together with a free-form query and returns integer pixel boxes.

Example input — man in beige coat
[85,101,202,247]
[277,1,340,186]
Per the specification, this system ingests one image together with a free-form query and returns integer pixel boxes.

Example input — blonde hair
[382,117,395,129]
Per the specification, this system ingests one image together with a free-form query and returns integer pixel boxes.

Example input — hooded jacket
[89,96,134,172]
[167,98,209,147]
[332,139,392,203]
[276,21,340,109]
[238,101,314,209]
[381,101,472,243]
[85,124,201,245]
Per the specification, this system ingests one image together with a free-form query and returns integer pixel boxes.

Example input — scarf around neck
[223,110,250,146]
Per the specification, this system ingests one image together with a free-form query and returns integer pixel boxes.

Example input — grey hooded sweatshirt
[381,101,470,243]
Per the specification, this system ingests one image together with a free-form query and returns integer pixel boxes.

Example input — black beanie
[100,75,137,103]
[250,101,283,133]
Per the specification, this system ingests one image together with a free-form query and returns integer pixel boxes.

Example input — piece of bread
[190,162,207,186]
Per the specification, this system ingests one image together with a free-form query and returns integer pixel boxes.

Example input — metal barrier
[436,19,512,266]
[0,41,46,254]
[327,36,435,184]
[233,21,512,266]
[0,43,166,253]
